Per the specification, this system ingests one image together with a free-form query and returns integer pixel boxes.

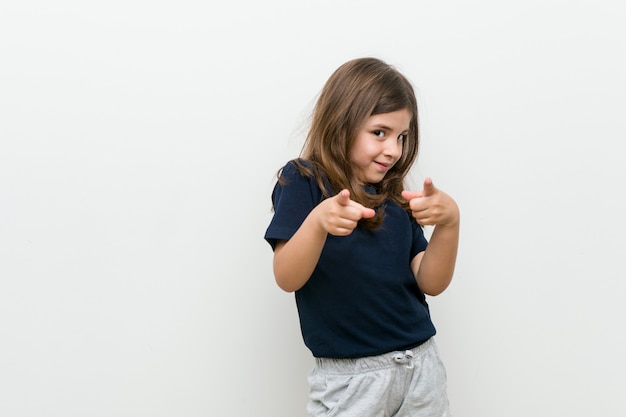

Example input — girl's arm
[402,178,460,296]
[273,190,375,292]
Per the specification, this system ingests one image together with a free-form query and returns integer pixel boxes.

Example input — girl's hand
[402,178,459,228]
[315,189,375,236]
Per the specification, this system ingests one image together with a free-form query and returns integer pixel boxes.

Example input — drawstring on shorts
[392,350,415,369]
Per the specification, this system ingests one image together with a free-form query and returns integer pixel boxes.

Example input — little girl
[265,57,459,417]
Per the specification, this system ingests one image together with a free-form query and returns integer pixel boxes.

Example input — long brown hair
[289,57,420,228]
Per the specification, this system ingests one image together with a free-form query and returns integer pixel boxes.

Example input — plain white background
[1,1,625,416]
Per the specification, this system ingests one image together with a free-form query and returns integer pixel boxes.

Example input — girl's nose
[383,139,402,158]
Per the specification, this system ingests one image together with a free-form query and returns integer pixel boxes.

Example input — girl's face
[349,109,411,185]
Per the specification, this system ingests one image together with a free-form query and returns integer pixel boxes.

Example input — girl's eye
[373,130,385,138]
[398,133,408,142]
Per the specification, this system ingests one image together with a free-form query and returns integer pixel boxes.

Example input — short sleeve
[409,217,429,259]
[264,160,323,250]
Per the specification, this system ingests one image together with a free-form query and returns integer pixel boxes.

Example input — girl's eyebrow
[371,123,410,133]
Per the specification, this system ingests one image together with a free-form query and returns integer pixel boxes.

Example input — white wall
[1,1,624,416]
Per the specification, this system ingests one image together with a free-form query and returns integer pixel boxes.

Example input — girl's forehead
[365,109,412,127]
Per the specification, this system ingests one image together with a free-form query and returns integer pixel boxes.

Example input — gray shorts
[307,338,451,417]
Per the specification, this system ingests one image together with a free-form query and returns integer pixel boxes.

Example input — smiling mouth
[375,161,391,170]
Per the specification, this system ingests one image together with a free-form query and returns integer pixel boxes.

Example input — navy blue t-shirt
[265,160,436,358]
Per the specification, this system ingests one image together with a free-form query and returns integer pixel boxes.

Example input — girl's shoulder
[280,158,314,176]
[277,158,332,199]
[278,158,323,185]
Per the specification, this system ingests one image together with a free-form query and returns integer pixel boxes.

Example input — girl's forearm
[273,210,328,292]
[415,222,459,296]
